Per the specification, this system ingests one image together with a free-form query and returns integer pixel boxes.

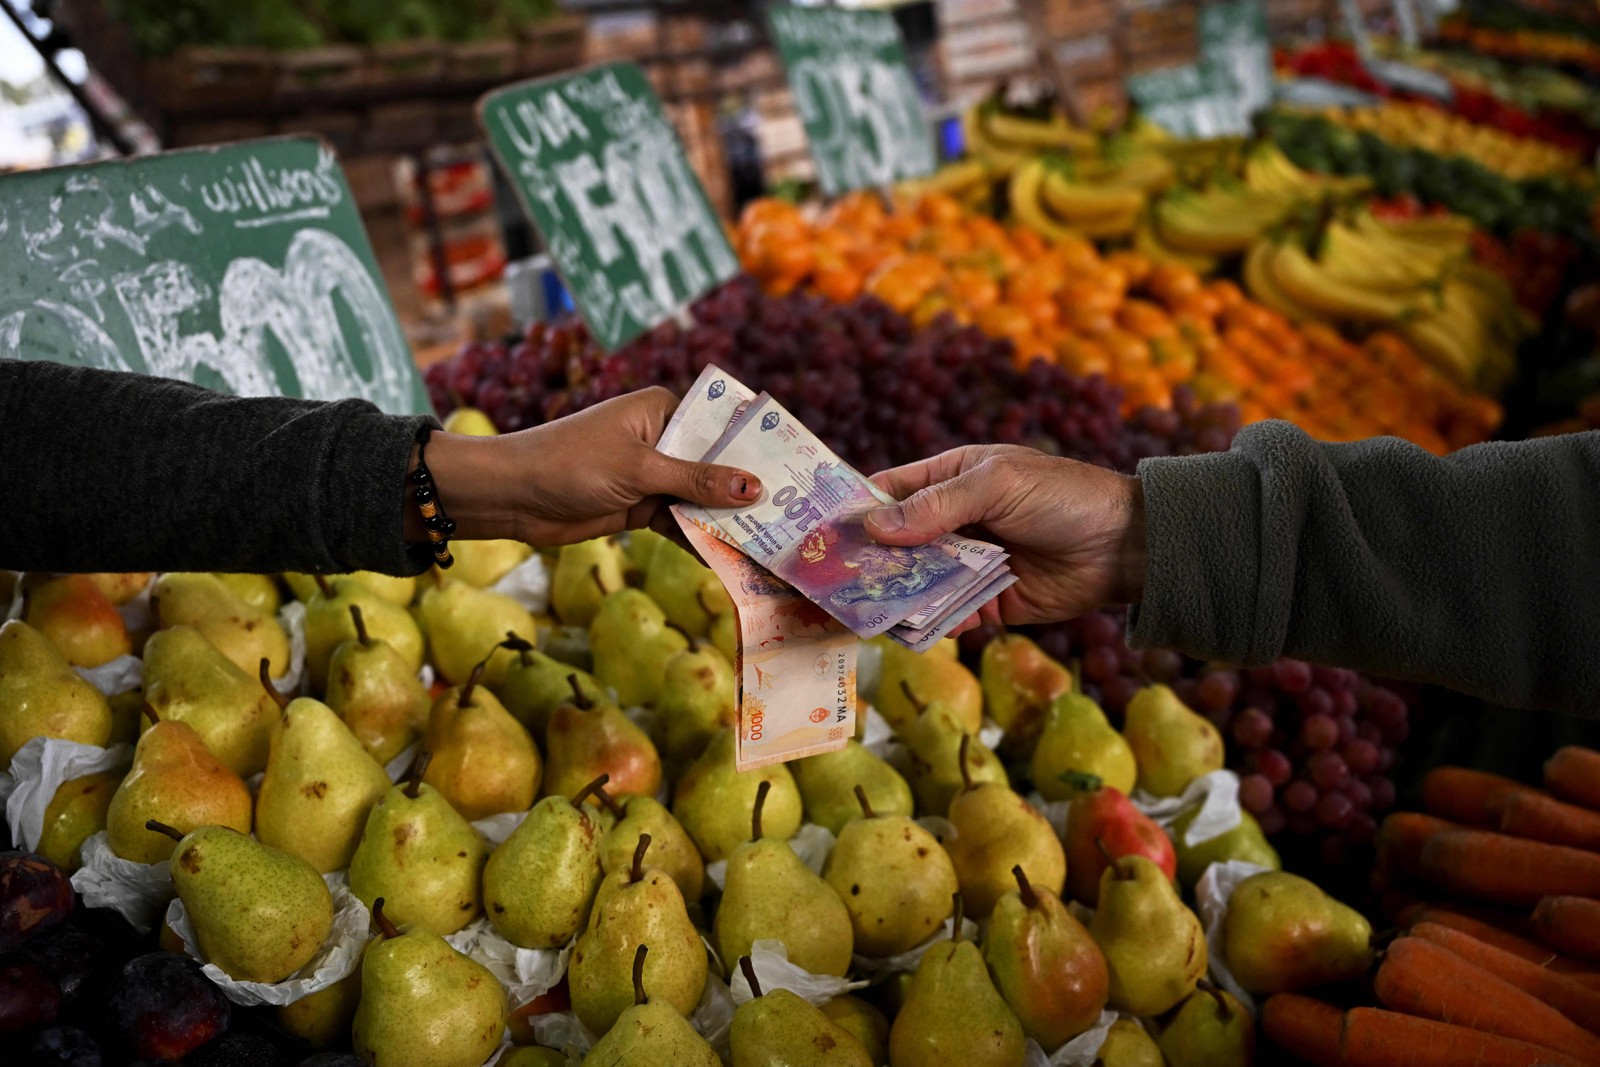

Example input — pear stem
[751,780,770,842]
[1059,771,1103,794]
[630,833,652,883]
[1095,837,1131,880]
[899,679,926,715]
[259,659,289,711]
[144,820,184,842]
[1197,978,1230,1019]
[566,674,592,712]
[664,621,693,647]
[950,893,966,943]
[572,773,610,810]
[460,661,487,708]
[696,588,719,618]
[404,751,433,798]
[591,783,626,821]
[590,564,611,598]
[739,956,762,999]
[958,733,974,792]
[431,568,445,589]
[314,575,334,598]
[372,898,401,939]
[1012,865,1040,910]
[349,604,370,646]
[501,631,534,666]
[1068,659,1083,696]
[632,944,649,1006]
[854,785,875,819]
[141,702,161,726]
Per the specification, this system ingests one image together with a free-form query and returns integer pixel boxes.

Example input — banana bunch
[898,159,993,212]
[1006,151,1176,242]
[1153,185,1297,256]
[965,102,1096,178]
[1243,142,1371,200]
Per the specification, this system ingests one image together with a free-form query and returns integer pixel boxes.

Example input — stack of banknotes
[656,365,1014,769]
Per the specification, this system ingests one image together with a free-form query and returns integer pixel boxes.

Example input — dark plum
[108,953,229,1061]
[27,1025,101,1066]
[0,950,61,1034]
[0,852,75,948]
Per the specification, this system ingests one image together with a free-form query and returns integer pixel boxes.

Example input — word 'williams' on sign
[479,63,739,352]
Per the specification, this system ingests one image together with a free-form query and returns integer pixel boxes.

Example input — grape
[1347,813,1378,845]
[1333,690,1359,718]
[1100,675,1142,716]
[1297,688,1335,720]
[1197,670,1241,712]
[1283,780,1318,813]
[1256,748,1293,786]
[1239,774,1275,813]
[1316,791,1355,829]
[1078,612,1123,648]
[1231,708,1274,749]
[1272,660,1313,694]
[1367,775,1397,812]
[1082,645,1122,685]
[1342,739,1380,774]
[1143,649,1184,683]
[1300,714,1339,751]
[1343,777,1373,811]
[1308,751,1352,792]
[1257,804,1287,835]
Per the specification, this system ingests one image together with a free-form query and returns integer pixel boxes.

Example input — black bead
[413,485,435,505]
[410,466,430,485]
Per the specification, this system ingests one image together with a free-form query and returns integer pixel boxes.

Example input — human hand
[414,387,761,547]
[867,445,1145,632]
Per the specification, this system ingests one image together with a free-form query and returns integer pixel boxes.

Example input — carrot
[1260,994,1345,1067]
[1418,828,1600,906]
[1534,896,1600,963]
[1341,1006,1585,1067]
[1373,937,1600,1062]
[1375,812,1460,884]
[1409,921,1600,1034]
[1422,766,1544,826]
[1405,905,1596,974]
[1498,790,1600,850]
[1546,746,1600,810]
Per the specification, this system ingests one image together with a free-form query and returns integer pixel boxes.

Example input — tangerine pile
[736,192,1501,452]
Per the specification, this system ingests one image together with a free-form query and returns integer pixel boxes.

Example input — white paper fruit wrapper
[491,552,551,615]
[75,655,142,696]
[727,939,867,1006]
[165,871,370,1007]
[69,831,173,933]
[524,954,738,1064]
[444,918,572,1006]
[1196,859,1273,1014]
[273,599,309,695]
[1131,769,1243,846]
[2,736,132,850]
[1023,1009,1122,1067]
[473,810,530,847]
[706,823,836,892]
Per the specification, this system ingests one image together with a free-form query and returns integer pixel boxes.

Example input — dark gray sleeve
[0,360,438,576]
[1128,419,1600,716]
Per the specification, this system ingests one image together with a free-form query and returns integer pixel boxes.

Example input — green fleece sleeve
[1129,420,1600,716]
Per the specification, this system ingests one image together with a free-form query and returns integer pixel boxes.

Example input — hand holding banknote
[866,444,1147,629]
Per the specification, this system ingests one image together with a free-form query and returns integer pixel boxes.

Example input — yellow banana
[1243,239,1321,324]
[1135,218,1219,275]
[1008,159,1078,244]
[1356,210,1475,248]
[1269,240,1422,324]
[1102,153,1175,195]
[1041,166,1146,222]
[1398,314,1478,388]
[982,108,1097,152]
[1071,206,1142,239]
[964,109,1029,177]
[900,159,989,200]
[1155,193,1279,256]
[1320,222,1456,290]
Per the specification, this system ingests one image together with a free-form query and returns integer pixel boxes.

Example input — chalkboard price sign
[479,63,740,353]
[0,138,428,414]
[767,5,937,197]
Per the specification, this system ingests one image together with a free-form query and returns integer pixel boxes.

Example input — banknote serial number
[772,486,823,530]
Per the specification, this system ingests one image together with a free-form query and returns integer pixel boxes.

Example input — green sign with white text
[479,63,739,352]
[767,5,937,196]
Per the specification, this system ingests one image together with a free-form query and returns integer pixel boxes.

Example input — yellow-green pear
[254,664,391,873]
[980,633,1073,755]
[284,571,416,606]
[716,781,854,977]
[213,574,283,615]
[983,866,1108,1049]
[141,625,277,777]
[551,537,628,628]
[37,769,123,872]
[569,834,708,1034]
[731,956,873,1066]
[325,603,431,765]
[942,737,1064,918]
[449,539,534,589]
[276,966,360,1048]
[1123,684,1224,797]
[84,572,153,605]
[1222,870,1373,995]
[105,689,144,747]
[413,576,537,689]
[0,619,113,766]
[1172,808,1280,889]
[643,538,732,638]
[888,895,1025,1067]
[710,609,737,664]
[1158,981,1256,1067]
[422,662,541,820]
[353,898,507,1067]
[823,787,958,957]
[494,636,606,740]
[105,712,252,864]
[820,996,889,1066]
[303,576,425,694]
[483,775,610,949]
[583,944,720,1067]
[1096,1018,1165,1067]
[625,528,668,578]
[150,573,290,678]
[150,820,332,984]
[656,641,736,767]
[1030,688,1136,802]
[542,678,661,803]
[443,405,500,437]
[672,729,801,862]
[596,785,704,902]
[348,757,487,936]
[20,573,131,667]
[590,588,688,707]
[497,1049,567,1067]
[791,740,912,835]
[1089,854,1207,1016]
[875,640,981,734]
[903,701,1007,817]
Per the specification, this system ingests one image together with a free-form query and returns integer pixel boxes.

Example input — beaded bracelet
[411,429,456,569]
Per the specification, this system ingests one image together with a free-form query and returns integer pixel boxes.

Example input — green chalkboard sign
[1198,0,1272,131]
[1126,64,1240,137]
[479,63,740,353]
[0,138,427,414]
[766,5,937,197]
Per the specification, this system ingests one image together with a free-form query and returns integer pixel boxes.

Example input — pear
[443,405,499,437]
[449,539,534,589]
[1030,688,1136,802]
[212,573,283,615]
[1096,1018,1165,1067]
[791,740,912,835]
[423,661,541,820]
[569,834,709,1034]
[551,537,628,628]
[943,737,1064,918]
[37,768,124,872]
[494,636,607,740]
[352,898,507,1067]
[285,571,416,606]
[673,729,801,862]
[820,996,889,1066]
[541,624,594,673]
[596,784,704,902]
[888,894,1025,1067]
[583,944,721,1067]
[306,576,426,693]
[875,639,980,734]
[1172,807,1280,889]
[349,755,487,936]
[484,774,610,949]
[979,633,1073,756]
[84,572,153,605]
[591,588,689,707]
[325,604,431,765]
[543,677,662,803]
[414,576,538,689]
[276,966,360,1048]
[150,572,290,678]
[625,528,669,578]
[1223,870,1373,995]
[656,641,737,767]
[149,820,332,983]
[105,688,145,746]
[731,956,873,1066]
[142,625,277,777]
[709,609,737,664]
[499,1049,567,1067]
[984,866,1108,1049]
[1063,775,1176,906]
[717,781,854,977]
[643,538,733,638]
[1089,854,1207,1017]
[0,619,113,766]
[105,710,252,864]
[902,698,1007,817]
[1158,981,1256,1067]
[254,663,391,873]
[21,573,131,667]
[1123,684,1224,797]
[823,787,958,957]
